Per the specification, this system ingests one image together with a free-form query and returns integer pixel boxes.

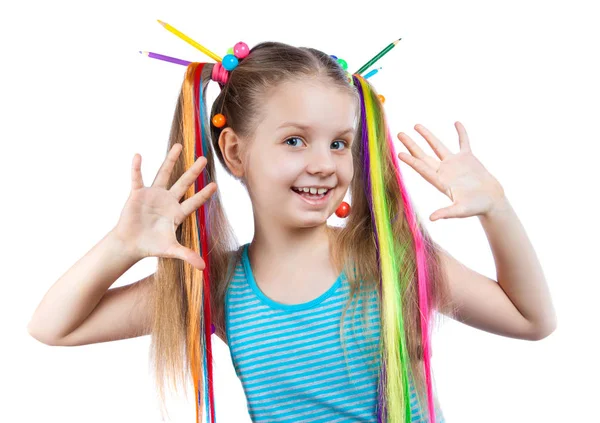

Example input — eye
[285,137,304,148]
[331,140,348,150]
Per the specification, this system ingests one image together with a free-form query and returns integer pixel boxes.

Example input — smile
[290,187,333,206]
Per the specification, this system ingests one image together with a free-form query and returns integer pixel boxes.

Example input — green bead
[227,47,234,55]
[337,58,348,70]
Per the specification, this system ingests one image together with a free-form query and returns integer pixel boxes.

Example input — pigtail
[151,62,239,423]
[178,62,215,423]
[352,74,437,423]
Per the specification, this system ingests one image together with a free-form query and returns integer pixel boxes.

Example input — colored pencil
[157,19,222,62]
[364,67,382,79]
[355,39,401,75]
[139,51,191,66]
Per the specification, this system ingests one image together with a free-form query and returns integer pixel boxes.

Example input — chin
[292,213,331,229]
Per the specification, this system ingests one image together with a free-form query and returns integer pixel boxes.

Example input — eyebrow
[277,122,355,135]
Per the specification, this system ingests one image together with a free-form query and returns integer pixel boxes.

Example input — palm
[117,186,188,258]
[113,144,217,270]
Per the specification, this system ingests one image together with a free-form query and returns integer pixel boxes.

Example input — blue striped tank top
[225,243,445,422]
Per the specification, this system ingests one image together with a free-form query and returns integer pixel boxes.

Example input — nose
[306,143,336,176]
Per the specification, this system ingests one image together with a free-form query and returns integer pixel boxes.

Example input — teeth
[293,187,330,195]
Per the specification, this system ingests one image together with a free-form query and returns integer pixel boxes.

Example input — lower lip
[291,188,333,206]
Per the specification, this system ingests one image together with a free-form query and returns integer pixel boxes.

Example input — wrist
[107,227,144,263]
[480,194,511,221]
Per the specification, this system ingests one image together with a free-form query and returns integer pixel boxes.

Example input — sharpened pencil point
[157,19,166,27]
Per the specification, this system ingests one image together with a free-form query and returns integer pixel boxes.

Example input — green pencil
[355,38,402,75]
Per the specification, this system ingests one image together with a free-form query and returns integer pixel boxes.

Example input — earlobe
[218,127,245,178]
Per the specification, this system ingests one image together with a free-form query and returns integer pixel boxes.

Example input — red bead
[335,201,351,218]
[212,113,226,128]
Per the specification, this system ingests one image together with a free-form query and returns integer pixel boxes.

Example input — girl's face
[243,78,357,229]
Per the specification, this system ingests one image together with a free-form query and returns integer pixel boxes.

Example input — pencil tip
[157,19,166,26]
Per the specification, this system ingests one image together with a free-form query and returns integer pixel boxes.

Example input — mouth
[291,186,334,205]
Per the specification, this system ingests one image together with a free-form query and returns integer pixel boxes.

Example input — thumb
[172,245,206,271]
[430,202,461,221]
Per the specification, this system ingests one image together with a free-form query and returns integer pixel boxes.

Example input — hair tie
[210,41,249,85]
[211,62,229,84]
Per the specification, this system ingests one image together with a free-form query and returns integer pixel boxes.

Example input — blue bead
[222,54,239,71]
[330,55,338,60]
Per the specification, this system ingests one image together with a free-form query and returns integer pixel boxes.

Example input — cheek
[340,155,354,185]
[260,155,301,189]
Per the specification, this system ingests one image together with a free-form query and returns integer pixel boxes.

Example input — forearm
[27,229,142,343]
[478,196,557,335]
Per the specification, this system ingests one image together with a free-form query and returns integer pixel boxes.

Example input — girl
[27,41,557,422]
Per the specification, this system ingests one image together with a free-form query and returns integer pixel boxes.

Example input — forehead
[260,79,357,132]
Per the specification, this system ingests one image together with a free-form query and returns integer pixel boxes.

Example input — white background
[2,0,598,422]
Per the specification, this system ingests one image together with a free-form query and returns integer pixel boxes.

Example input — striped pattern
[224,243,445,422]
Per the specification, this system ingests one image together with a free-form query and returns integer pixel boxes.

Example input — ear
[218,127,245,178]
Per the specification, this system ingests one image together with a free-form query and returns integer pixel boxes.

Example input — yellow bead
[377,94,385,104]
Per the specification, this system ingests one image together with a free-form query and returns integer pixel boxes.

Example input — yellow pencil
[157,20,222,62]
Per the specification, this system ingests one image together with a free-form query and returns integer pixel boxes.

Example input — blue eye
[285,137,349,150]
[285,137,304,147]
[331,140,348,150]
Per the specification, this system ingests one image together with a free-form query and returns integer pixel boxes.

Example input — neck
[248,219,335,273]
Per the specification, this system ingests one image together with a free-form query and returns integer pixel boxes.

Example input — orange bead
[377,94,385,104]
[212,113,226,128]
[335,201,351,218]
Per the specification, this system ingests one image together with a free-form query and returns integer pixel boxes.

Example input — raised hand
[112,143,217,270]
[397,121,506,221]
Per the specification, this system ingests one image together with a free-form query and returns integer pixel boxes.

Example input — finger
[414,124,453,160]
[170,156,209,200]
[397,132,441,170]
[152,143,183,189]
[398,152,446,193]
[131,153,144,190]
[397,132,429,160]
[455,121,472,153]
[180,181,218,217]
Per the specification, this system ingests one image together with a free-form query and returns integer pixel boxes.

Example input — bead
[378,94,385,103]
[330,55,338,60]
[222,54,239,71]
[212,113,226,128]
[335,201,351,218]
[337,58,348,70]
[211,323,215,334]
[227,47,234,55]
[233,42,250,59]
